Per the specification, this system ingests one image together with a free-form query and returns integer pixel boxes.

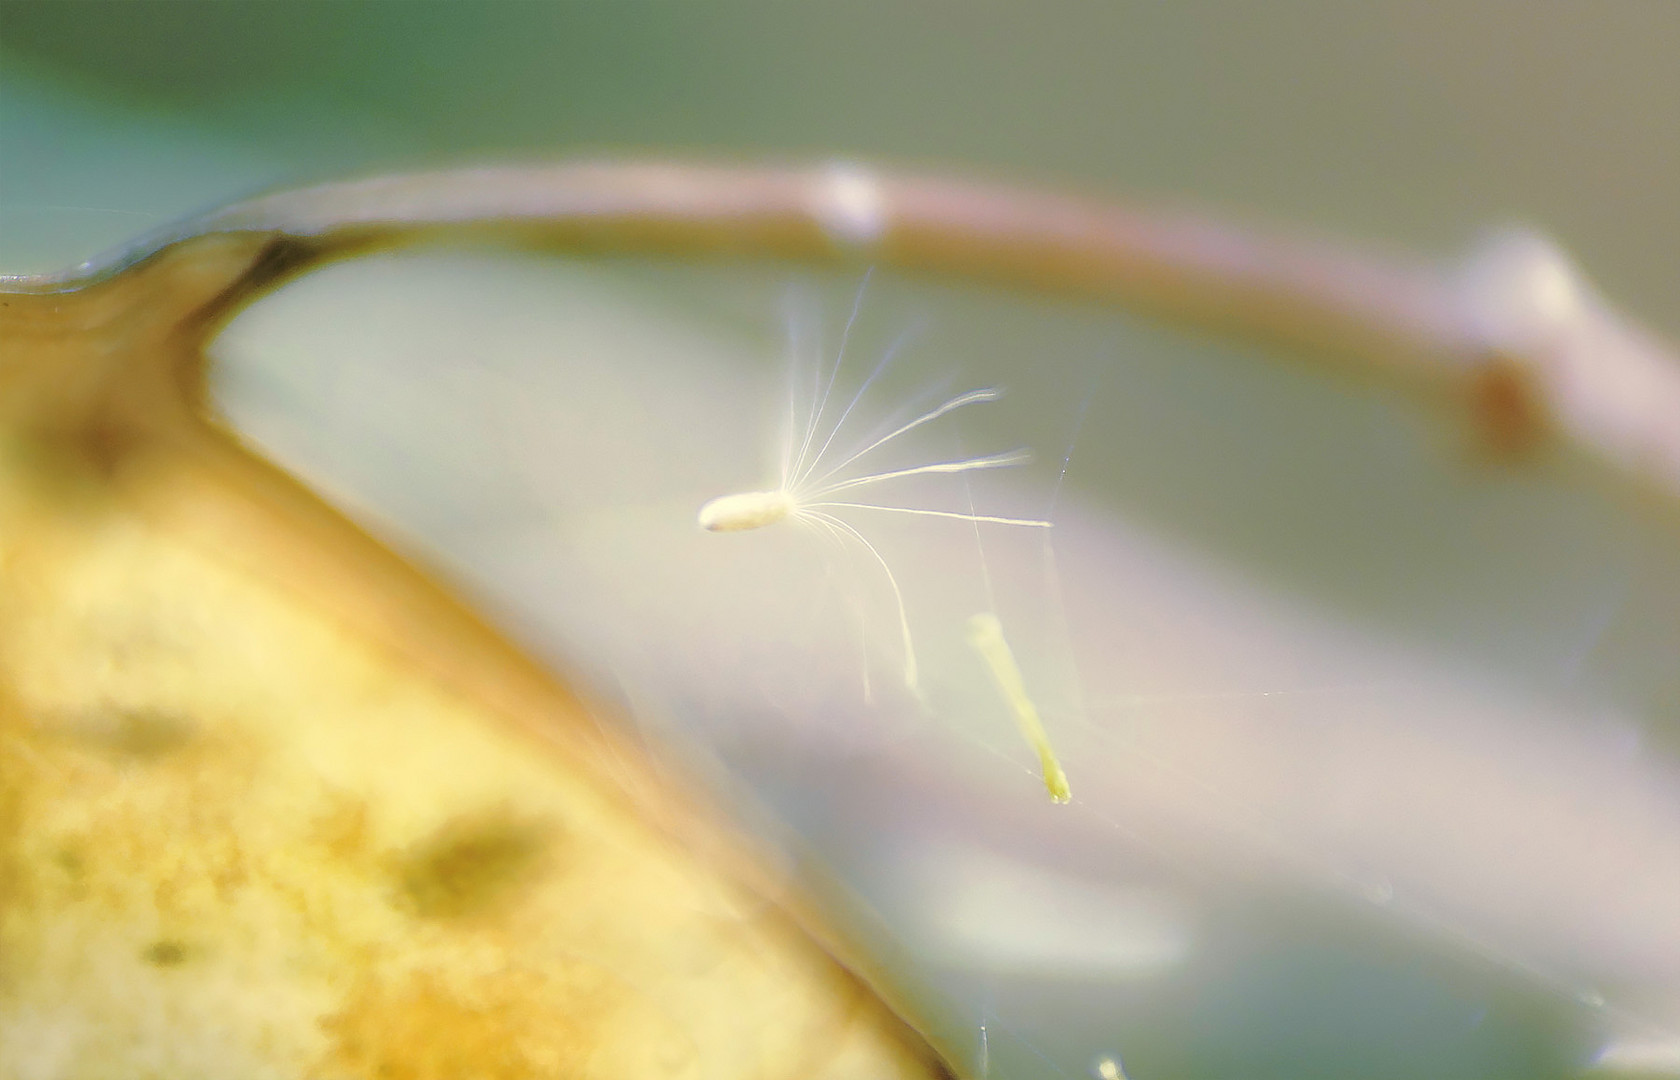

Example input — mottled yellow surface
[0,239,949,1079]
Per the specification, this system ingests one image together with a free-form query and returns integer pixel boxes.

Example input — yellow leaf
[0,235,950,1078]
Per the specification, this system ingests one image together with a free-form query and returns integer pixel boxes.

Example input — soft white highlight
[813,162,888,249]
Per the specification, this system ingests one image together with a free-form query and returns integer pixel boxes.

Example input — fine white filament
[698,279,1051,691]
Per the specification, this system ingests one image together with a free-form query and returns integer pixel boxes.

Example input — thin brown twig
[4,157,1678,507]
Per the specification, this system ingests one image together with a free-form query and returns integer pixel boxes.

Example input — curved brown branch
[5,157,1678,507]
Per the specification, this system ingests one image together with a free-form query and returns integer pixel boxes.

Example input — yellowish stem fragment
[964,612,1071,803]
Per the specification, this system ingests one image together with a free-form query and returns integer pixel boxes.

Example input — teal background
[3,1,1677,342]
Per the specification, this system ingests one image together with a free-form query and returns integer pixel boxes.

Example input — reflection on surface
[213,252,1680,1078]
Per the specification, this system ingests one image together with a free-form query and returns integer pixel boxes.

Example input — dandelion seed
[965,611,1072,803]
[696,280,1051,693]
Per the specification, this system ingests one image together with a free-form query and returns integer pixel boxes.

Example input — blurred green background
[3,0,1677,344]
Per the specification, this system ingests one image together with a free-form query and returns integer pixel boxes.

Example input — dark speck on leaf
[143,939,189,967]
[398,812,556,920]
